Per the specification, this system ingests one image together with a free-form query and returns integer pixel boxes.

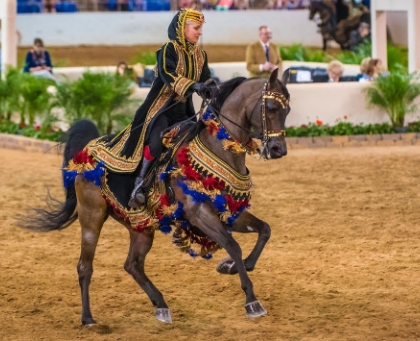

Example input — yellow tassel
[219,211,231,223]
[170,168,183,178]
[64,160,96,173]
[161,204,178,216]
[222,140,246,154]
[187,181,220,197]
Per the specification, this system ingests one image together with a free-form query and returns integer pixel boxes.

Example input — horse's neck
[199,129,247,176]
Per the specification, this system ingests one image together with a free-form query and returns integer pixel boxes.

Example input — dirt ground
[1,145,420,341]
[17,45,250,67]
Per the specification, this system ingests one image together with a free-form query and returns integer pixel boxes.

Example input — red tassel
[73,150,95,165]
[208,123,219,136]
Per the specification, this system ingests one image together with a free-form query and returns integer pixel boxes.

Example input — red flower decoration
[316,120,323,126]
[344,115,348,120]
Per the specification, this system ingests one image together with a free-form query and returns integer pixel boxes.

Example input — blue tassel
[178,181,210,203]
[213,194,227,213]
[63,170,77,189]
[159,216,173,234]
[173,202,185,220]
[187,249,200,258]
[202,108,214,121]
[159,165,174,181]
[216,127,229,140]
[201,253,213,260]
[83,162,105,186]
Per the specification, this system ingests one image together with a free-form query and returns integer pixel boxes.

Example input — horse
[20,68,291,326]
[309,1,370,51]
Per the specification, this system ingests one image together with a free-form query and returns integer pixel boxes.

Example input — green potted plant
[364,67,420,132]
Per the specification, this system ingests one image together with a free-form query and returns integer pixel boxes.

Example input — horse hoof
[245,301,267,318]
[155,308,172,324]
[216,257,238,275]
[82,318,97,328]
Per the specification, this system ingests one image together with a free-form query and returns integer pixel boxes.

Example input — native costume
[86,9,212,206]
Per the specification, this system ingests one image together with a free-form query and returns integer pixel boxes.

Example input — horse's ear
[281,68,290,85]
[269,68,279,87]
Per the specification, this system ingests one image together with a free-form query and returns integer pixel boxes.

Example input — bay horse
[20,68,291,326]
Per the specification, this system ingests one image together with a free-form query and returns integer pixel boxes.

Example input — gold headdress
[182,8,205,26]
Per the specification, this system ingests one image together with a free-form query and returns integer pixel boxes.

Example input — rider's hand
[192,80,217,99]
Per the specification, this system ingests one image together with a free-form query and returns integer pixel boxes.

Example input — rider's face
[184,23,202,44]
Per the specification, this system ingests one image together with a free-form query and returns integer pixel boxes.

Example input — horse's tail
[19,120,100,232]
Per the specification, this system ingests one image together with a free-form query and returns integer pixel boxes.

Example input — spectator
[23,38,56,81]
[116,61,129,76]
[43,0,56,12]
[216,0,233,10]
[245,25,282,78]
[232,0,249,9]
[359,57,382,82]
[202,0,218,9]
[349,22,371,51]
[327,60,344,82]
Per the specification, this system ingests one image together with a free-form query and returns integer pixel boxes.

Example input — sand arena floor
[1,145,420,341]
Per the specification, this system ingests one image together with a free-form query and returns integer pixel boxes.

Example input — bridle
[205,79,289,159]
[260,81,289,159]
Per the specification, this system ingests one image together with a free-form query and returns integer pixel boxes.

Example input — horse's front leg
[76,178,108,327]
[123,228,171,323]
[186,201,267,318]
[217,211,271,275]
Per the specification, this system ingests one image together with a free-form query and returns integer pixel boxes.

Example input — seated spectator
[23,38,56,81]
[216,0,233,10]
[359,57,383,82]
[43,0,56,12]
[327,60,344,82]
[116,61,129,76]
[349,22,371,51]
[202,0,218,9]
[232,0,249,9]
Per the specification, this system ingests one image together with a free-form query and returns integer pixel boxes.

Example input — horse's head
[247,68,291,159]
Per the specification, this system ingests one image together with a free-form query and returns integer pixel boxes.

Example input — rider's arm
[157,42,194,97]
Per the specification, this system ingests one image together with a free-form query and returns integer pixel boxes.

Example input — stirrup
[128,183,146,208]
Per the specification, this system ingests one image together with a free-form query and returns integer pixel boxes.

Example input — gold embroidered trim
[174,77,194,96]
[188,136,252,197]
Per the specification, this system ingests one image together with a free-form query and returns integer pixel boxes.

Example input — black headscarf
[167,9,204,52]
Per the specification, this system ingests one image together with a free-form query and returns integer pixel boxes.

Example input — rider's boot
[128,158,154,209]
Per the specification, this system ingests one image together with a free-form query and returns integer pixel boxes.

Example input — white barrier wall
[128,82,420,128]
[5,10,408,47]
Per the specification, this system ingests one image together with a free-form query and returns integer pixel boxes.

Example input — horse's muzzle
[268,140,287,159]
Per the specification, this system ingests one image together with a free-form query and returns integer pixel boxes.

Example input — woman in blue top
[24,38,55,80]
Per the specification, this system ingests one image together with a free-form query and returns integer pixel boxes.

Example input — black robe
[88,10,211,174]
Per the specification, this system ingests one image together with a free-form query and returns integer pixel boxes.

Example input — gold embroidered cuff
[174,77,194,97]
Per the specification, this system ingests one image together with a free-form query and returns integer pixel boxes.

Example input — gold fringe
[219,211,231,223]
[222,140,246,154]
[161,204,178,216]
[187,180,221,198]
[169,168,184,178]
[64,160,96,173]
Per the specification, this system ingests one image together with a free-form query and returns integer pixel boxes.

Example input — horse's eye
[267,106,278,113]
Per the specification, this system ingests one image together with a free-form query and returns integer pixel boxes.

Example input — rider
[87,9,214,209]
[126,9,213,208]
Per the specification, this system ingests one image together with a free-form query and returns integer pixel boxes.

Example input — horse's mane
[211,77,290,114]
[211,77,247,113]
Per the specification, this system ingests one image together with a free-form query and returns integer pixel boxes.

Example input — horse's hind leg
[187,202,267,318]
[217,211,271,275]
[124,228,171,323]
[75,179,108,326]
